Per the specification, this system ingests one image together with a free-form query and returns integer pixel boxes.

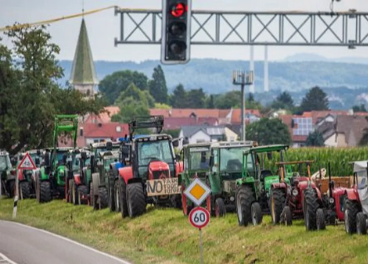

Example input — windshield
[0,154,11,171]
[104,157,118,170]
[95,146,120,158]
[73,157,91,171]
[189,148,211,170]
[357,170,368,189]
[138,140,174,166]
[220,147,251,172]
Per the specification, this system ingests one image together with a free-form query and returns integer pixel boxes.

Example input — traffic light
[161,0,192,64]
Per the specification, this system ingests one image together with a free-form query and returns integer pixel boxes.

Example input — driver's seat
[260,170,273,181]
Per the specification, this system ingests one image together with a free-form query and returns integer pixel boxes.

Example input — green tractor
[236,144,291,226]
[0,150,16,198]
[180,142,212,216]
[91,148,120,210]
[36,115,78,203]
[207,141,255,217]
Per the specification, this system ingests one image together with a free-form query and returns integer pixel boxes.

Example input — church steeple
[69,18,98,98]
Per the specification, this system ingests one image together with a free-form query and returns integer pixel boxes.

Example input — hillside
[58,59,368,94]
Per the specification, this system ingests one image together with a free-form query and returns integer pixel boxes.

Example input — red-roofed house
[230,108,261,124]
[84,106,120,124]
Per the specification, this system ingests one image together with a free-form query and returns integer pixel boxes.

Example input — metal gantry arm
[114,7,368,47]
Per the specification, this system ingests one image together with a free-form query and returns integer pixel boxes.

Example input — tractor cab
[98,150,120,185]
[90,141,121,162]
[0,150,15,198]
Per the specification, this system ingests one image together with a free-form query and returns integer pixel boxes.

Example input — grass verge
[0,199,367,264]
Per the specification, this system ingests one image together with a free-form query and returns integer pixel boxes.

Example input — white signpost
[13,152,36,218]
[184,178,211,264]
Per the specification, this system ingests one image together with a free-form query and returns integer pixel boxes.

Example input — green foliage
[170,84,186,108]
[353,104,367,113]
[149,65,168,104]
[271,91,294,110]
[359,127,368,146]
[246,118,291,145]
[154,103,171,109]
[306,131,325,146]
[98,70,148,105]
[186,88,206,108]
[300,86,329,112]
[214,91,241,109]
[207,95,215,108]
[162,129,180,138]
[0,25,103,154]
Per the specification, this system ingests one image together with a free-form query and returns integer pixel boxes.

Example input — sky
[1,0,367,62]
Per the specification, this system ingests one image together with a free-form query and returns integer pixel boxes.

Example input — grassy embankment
[0,199,368,264]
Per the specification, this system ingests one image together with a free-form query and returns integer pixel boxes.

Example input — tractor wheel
[271,188,285,224]
[316,208,326,230]
[98,187,108,209]
[344,199,360,234]
[68,179,74,203]
[39,181,51,203]
[7,180,15,198]
[108,178,115,212]
[304,188,319,231]
[20,181,30,199]
[90,182,98,210]
[119,178,128,218]
[113,180,120,212]
[181,182,192,216]
[77,185,88,205]
[71,181,78,205]
[236,185,254,226]
[356,212,367,235]
[126,182,146,218]
[281,206,292,226]
[251,202,263,225]
[215,198,226,217]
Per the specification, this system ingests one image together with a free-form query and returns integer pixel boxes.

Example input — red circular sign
[171,3,185,17]
[189,206,210,229]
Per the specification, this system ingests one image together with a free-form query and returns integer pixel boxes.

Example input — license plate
[146,178,181,197]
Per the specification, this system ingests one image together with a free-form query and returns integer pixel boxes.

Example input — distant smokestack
[249,46,255,93]
[264,45,269,92]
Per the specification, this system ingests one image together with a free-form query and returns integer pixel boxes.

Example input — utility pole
[232,70,254,141]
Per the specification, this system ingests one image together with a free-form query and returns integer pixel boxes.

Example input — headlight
[292,189,299,196]
[230,196,235,202]
[329,197,334,204]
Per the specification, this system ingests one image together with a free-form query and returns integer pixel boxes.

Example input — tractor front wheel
[98,187,108,209]
[119,178,128,218]
[344,199,360,234]
[251,202,263,225]
[236,185,254,226]
[77,185,88,205]
[7,180,15,198]
[281,206,292,226]
[20,181,30,199]
[126,182,146,218]
[304,188,319,231]
[215,198,226,218]
[39,181,51,203]
[316,208,326,230]
[271,188,285,224]
[113,180,120,212]
[356,212,367,235]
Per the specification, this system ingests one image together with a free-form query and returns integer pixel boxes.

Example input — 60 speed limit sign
[189,206,210,229]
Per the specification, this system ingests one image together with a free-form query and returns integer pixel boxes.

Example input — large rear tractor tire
[344,199,360,234]
[7,180,15,198]
[316,208,326,230]
[215,198,226,218]
[304,188,319,231]
[108,178,115,212]
[356,212,367,235]
[271,188,285,224]
[77,185,88,205]
[236,185,255,226]
[90,182,98,210]
[251,202,263,225]
[113,180,120,212]
[20,181,30,199]
[119,178,128,218]
[39,181,51,203]
[126,182,146,218]
[98,187,108,209]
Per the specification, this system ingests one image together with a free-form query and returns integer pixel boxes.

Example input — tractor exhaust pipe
[328,162,332,198]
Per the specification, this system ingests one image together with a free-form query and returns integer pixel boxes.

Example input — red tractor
[270,160,325,230]
[343,161,368,235]
[117,116,183,218]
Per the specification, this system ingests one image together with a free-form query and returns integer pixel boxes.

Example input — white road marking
[0,253,18,264]
[0,221,132,264]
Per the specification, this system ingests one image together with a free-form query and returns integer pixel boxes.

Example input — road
[0,220,132,264]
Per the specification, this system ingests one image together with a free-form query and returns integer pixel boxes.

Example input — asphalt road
[0,220,131,264]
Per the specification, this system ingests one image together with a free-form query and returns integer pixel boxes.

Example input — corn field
[264,147,368,176]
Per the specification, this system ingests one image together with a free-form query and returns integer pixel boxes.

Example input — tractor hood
[264,175,280,192]
[148,161,171,180]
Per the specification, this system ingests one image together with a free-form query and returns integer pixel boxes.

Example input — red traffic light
[171,3,186,17]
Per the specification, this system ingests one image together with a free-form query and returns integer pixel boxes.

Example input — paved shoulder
[0,220,131,264]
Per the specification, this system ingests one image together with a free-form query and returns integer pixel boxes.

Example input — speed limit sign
[189,206,210,229]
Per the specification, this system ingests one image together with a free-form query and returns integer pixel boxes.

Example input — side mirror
[267,152,272,160]
[172,140,179,147]
[106,142,113,151]
[209,156,214,167]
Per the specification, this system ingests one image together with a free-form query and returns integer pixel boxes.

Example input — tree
[0,25,103,154]
[115,83,155,108]
[306,131,325,146]
[149,65,168,104]
[171,84,187,108]
[98,70,148,105]
[247,93,255,103]
[272,91,294,110]
[186,88,206,108]
[215,91,241,109]
[207,95,215,108]
[300,86,329,112]
[353,104,367,113]
[246,118,291,145]
[154,103,171,109]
